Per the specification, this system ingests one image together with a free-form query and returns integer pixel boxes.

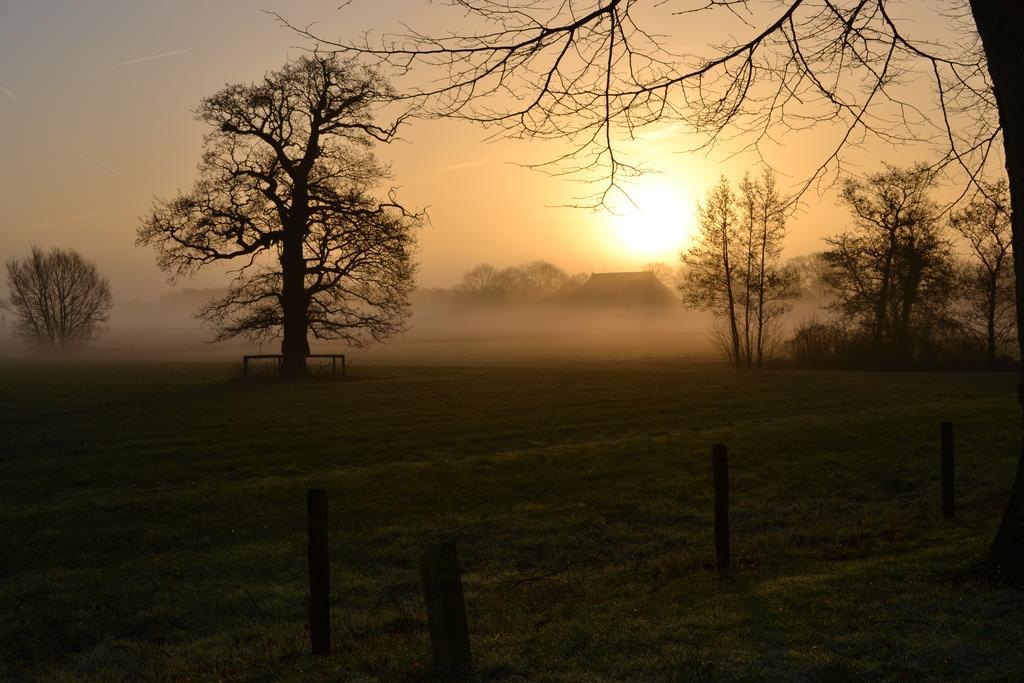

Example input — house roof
[569,271,679,307]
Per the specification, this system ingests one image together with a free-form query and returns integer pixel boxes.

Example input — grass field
[2,360,1024,681]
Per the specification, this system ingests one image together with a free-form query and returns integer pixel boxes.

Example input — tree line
[680,164,1016,370]
[453,261,586,304]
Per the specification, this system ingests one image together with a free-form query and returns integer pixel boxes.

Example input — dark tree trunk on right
[971,0,1024,579]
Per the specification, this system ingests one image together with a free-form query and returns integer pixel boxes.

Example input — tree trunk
[971,0,1024,579]
[280,229,309,379]
[743,215,755,368]
[988,279,998,368]
[722,224,742,368]
[898,254,921,366]
[756,214,769,369]
[873,238,896,356]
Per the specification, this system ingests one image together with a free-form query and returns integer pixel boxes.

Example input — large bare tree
[138,54,421,378]
[285,1,1024,575]
[4,246,113,353]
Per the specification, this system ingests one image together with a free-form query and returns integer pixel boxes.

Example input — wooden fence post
[712,444,731,577]
[307,489,330,655]
[941,421,954,519]
[420,542,471,676]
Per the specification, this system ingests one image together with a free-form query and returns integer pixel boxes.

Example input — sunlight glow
[607,178,693,261]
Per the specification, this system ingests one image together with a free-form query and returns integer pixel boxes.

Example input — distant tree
[516,260,570,297]
[490,266,526,298]
[138,54,421,378]
[787,253,833,301]
[4,246,113,353]
[566,272,590,288]
[950,182,1016,366]
[681,172,796,367]
[456,260,569,302]
[456,263,502,299]
[823,164,954,366]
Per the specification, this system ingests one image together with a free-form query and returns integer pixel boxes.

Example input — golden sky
[0,1,963,302]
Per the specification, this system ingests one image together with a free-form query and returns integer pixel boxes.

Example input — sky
[0,1,966,303]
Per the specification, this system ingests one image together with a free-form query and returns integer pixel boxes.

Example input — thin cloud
[75,145,119,175]
[114,47,198,67]
[0,84,16,101]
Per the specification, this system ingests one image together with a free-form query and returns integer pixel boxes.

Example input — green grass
[2,360,1023,680]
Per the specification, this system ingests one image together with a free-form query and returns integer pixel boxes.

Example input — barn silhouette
[566,271,679,308]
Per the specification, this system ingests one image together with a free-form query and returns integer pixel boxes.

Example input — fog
[0,284,832,366]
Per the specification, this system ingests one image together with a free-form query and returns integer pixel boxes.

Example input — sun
[607,179,692,260]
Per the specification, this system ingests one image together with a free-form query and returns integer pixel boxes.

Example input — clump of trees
[680,168,798,368]
[823,164,956,366]
[680,163,1017,370]
[138,54,421,379]
[3,246,113,353]
[454,260,583,303]
[791,165,1016,369]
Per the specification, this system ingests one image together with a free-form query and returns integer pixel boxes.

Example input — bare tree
[456,263,503,300]
[681,176,743,365]
[4,246,112,353]
[279,2,998,208]
[950,181,1016,366]
[682,173,795,366]
[138,55,421,378]
[281,0,1024,576]
[739,167,798,367]
[824,164,954,365]
[456,260,569,302]
[517,260,571,297]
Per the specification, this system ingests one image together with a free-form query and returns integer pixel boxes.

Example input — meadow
[2,360,1024,681]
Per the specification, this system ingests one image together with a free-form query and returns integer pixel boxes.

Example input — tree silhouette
[456,263,503,301]
[824,164,954,366]
[950,181,1015,367]
[738,168,797,367]
[681,176,743,365]
[138,54,421,378]
[4,246,112,353]
[681,172,796,367]
[287,1,1024,576]
[455,260,570,302]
